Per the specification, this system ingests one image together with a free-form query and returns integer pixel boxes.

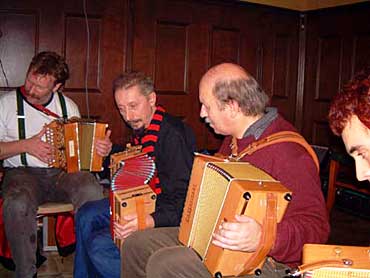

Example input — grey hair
[113,72,154,96]
[212,77,269,116]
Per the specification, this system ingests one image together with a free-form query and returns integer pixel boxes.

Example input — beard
[132,126,145,137]
[127,119,145,132]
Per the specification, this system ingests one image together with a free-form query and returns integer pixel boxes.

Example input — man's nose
[124,110,134,121]
[200,105,207,118]
[355,159,370,181]
[29,85,36,95]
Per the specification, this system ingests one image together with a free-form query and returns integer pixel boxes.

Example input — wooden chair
[326,152,370,214]
[37,202,74,251]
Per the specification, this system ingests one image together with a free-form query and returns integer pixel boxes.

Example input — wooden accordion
[45,118,107,173]
[110,146,157,247]
[288,244,370,278]
[179,153,292,277]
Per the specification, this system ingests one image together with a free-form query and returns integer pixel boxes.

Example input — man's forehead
[342,115,370,150]
[28,71,55,82]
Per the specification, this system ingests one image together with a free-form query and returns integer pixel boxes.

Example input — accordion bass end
[179,153,292,277]
[112,185,156,247]
[46,119,108,173]
[110,148,157,247]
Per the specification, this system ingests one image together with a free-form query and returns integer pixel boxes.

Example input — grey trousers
[2,167,104,278]
[121,227,290,278]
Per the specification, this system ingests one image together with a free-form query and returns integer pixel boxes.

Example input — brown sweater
[218,114,330,266]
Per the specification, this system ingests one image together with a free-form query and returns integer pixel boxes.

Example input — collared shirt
[243,107,278,140]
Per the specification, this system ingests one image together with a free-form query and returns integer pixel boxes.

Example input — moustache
[25,91,41,100]
[127,119,141,125]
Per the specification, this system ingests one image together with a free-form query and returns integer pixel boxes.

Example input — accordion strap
[233,131,319,172]
[288,259,353,277]
[136,196,147,230]
[237,192,278,276]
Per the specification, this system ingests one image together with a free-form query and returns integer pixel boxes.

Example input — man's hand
[113,213,155,241]
[95,130,112,157]
[212,214,262,252]
[24,127,53,163]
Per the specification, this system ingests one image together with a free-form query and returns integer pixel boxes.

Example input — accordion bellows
[179,153,292,277]
[111,153,155,191]
[110,149,157,247]
[45,118,107,172]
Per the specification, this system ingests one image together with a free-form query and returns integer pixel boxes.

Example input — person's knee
[3,191,34,218]
[147,248,180,276]
[75,200,101,227]
[121,231,148,256]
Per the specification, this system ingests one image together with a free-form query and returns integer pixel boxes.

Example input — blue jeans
[74,198,120,278]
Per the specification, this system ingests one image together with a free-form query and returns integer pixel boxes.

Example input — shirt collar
[242,107,278,139]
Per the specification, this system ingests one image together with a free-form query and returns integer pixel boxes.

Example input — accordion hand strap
[234,131,320,172]
[237,193,278,276]
[136,196,147,230]
[288,260,352,277]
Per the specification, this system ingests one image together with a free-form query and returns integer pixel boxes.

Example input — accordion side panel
[205,180,291,276]
[90,123,107,172]
[64,123,79,173]
[303,244,370,269]
[178,154,225,246]
[190,167,231,258]
[113,185,156,247]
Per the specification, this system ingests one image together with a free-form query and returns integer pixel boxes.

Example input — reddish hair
[328,67,370,136]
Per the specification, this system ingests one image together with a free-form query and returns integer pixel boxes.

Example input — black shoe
[33,273,37,278]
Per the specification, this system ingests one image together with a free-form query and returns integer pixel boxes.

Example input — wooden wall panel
[2,0,369,150]
[64,15,102,92]
[260,10,299,124]
[211,27,240,65]
[352,33,370,74]
[0,11,38,88]
[0,0,128,144]
[154,21,188,94]
[315,36,342,101]
[303,2,370,146]
[272,35,291,99]
[131,0,299,149]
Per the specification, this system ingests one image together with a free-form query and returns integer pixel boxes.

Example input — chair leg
[327,160,339,214]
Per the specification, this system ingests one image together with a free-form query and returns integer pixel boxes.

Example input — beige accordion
[288,244,370,278]
[45,118,108,173]
[110,146,156,247]
[179,153,292,277]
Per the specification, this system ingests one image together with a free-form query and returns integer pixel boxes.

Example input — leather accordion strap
[136,196,146,230]
[288,259,352,277]
[233,131,320,172]
[238,192,278,276]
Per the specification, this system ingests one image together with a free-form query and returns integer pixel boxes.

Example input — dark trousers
[2,167,104,278]
[121,227,290,278]
[73,198,120,278]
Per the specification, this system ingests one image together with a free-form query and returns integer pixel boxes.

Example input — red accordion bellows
[111,153,155,191]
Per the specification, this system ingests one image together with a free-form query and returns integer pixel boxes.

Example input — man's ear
[52,83,62,93]
[227,99,240,118]
[148,92,157,106]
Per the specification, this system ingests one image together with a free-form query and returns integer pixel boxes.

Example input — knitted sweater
[218,113,330,266]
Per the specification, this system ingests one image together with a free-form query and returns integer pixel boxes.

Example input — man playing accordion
[73,72,196,278]
[121,63,330,278]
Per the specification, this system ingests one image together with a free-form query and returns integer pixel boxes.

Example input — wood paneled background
[1,0,369,150]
